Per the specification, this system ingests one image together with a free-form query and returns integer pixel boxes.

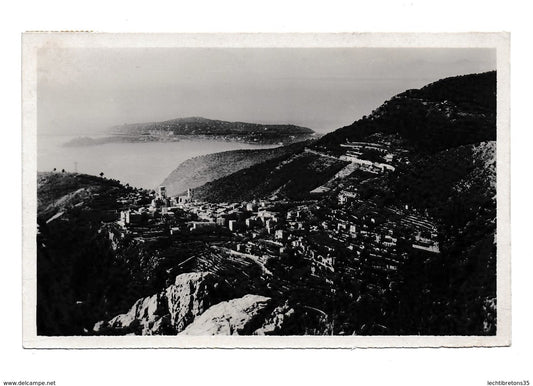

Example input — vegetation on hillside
[187,72,498,334]
[110,116,315,144]
[355,142,497,334]
[193,152,348,202]
[161,141,311,196]
[316,71,496,154]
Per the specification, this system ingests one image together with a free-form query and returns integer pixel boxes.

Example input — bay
[38,134,276,189]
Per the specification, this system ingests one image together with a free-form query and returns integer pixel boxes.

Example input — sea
[37,134,276,189]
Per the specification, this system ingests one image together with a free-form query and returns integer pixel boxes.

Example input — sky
[38,47,496,135]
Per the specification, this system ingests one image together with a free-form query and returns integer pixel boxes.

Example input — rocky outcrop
[94,272,222,335]
[180,294,271,335]
[253,301,295,335]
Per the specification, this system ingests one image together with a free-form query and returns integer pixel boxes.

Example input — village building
[158,185,167,199]
[188,221,217,231]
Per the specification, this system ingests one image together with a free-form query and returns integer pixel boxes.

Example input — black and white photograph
[22,33,510,347]
[4,0,533,382]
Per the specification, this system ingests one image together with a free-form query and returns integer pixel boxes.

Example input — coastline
[62,133,318,147]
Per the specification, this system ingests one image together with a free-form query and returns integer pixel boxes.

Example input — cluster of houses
[112,175,441,281]
[147,129,175,137]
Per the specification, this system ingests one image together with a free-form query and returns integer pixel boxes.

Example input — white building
[178,188,193,204]
[158,186,167,199]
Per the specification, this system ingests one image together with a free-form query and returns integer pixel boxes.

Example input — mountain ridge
[314,71,496,154]
[192,71,496,203]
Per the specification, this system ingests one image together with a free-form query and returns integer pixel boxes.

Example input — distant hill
[161,141,311,197]
[110,116,315,145]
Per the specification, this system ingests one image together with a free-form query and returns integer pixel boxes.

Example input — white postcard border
[22,32,511,348]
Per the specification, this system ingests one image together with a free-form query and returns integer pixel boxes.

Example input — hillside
[193,150,349,202]
[110,116,315,145]
[37,173,143,334]
[315,71,496,154]
[184,72,498,334]
[191,72,496,204]
[161,141,310,196]
[353,141,497,334]
[37,172,328,335]
[37,172,135,220]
